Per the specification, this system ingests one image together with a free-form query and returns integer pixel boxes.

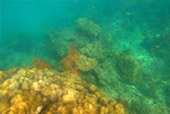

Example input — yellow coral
[0,101,10,114]
[18,68,27,76]
[100,106,109,114]
[63,89,77,104]
[57,106,69,114]
[3,79,11,88]
[88,84,98,93]
[0,68,125,114]
[21,82,30,90]
[115,104,125,114]
[72,106,84,114]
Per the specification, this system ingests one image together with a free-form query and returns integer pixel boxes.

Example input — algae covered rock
[79,41,105,60]
[75,18,101,37]
[43,28,77,58]
[117,55,142,84]
[93,59,121,86]
[78,55,97,72]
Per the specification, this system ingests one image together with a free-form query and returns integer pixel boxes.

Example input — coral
[63,89,77,104]
[0,93,42,114]
[32,57,53,69]
[62,44,80,75]
[78,55,97,72]
[0,67,18,83]
[32,81,63,101]
[116,54,142,84]
[88,84,98,93]
[0,100,10,114]
[91,59,120,86]
[75,18,101,37]
[115,104,126,114]
[43,28,77,58]
[79,41,105,60]
[62,44,97,73]
[0,67,126,114]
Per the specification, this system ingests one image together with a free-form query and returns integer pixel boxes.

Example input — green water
[0,0,170,113]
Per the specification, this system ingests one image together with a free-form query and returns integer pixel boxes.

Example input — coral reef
[78,55,97,72]
[79,41,106,60]
[0,67,126,114]
[116,54,142,84]
[1,17,169,114]
[62,44,80,75]
[0,67,18,83]
[32,57,53,69]
[43,28,77,58]
[62,44,98,74]
[75,18,101,37]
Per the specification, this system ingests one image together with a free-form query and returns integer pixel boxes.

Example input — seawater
[0,0,170,114]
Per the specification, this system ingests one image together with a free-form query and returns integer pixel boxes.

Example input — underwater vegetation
[0,15,169,114]
[32,57,53,70]
[75,18,101,37]
[1,16,170,114]
[61,44,97,75]
[1,0,170,114]
[62,44,80,75]
[42,17,170,114]
[116,54,142,84]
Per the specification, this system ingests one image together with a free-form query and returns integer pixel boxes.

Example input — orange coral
[62,44,80,75]
[32,57,53,69]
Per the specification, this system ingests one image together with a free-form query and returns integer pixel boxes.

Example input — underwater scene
[0,0,170,114]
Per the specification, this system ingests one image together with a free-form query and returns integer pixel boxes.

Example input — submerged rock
[116,54,142,84]
[75,18,101,37]
[78,55,97,72]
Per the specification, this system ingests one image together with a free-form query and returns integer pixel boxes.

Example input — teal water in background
[1,0,170,114]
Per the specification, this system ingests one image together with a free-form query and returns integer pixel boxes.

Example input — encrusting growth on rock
[0,67,126,114]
